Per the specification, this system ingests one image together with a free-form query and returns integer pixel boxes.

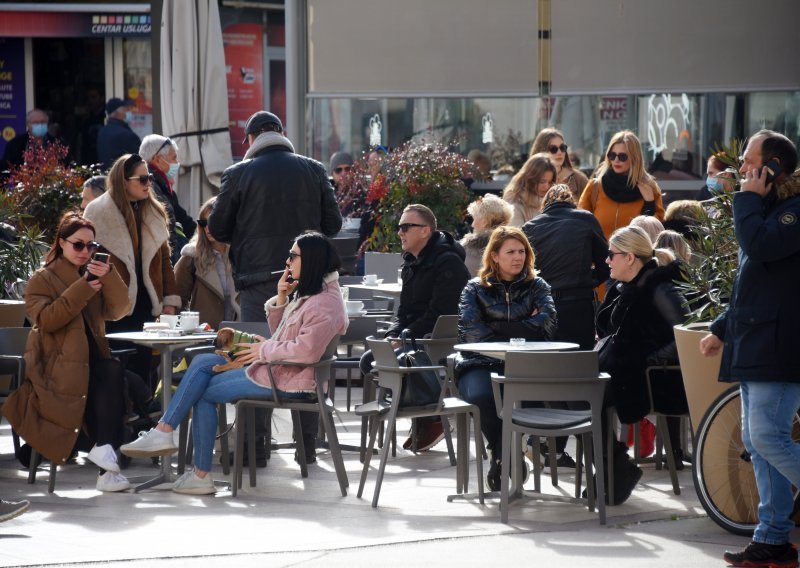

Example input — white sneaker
[120,427,178,458]
[171,470,216,495]
[96,471,131,492]
[87,444,120,473]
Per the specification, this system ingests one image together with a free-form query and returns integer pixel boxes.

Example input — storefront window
[123,38,153,140]
[748,91,800,149]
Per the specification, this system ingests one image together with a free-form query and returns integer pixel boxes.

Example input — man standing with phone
[700,130,800,568]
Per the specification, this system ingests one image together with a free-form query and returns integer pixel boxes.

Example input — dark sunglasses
[607,151,629,162]
[397,223,426,233]
[287,251,301,261]
[196,218,208,228]
[548,143,568,154]
[333,166,352,174]
[126,173,155,185]
[65,239,100,253]
[607,250,625,259]
[157,137,173,155]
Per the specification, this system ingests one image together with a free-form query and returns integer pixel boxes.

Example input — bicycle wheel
[693,385,800,536]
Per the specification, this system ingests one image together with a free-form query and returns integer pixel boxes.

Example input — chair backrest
[219,320,271,339]
[0,327,30,357]
[430,314,458,339]
[339,315,380,348]
[333,235,359,275]
[364,252,403,282]
[417,314,459,366]
[314,335,341,397]
[500,350,604,406]
[0,301,27,327]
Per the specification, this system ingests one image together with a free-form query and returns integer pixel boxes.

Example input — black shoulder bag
[397,329,442,407]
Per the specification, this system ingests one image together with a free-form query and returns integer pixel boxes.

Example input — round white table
[453,341,580,360]
[107,331,216,492]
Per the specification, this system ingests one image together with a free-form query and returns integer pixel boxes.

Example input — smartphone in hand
[86,252,109,282]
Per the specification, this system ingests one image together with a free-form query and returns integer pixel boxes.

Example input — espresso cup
[345,300,364,314]
[179,311,200,330]
[363,274,378,285]
[159,314,179,329]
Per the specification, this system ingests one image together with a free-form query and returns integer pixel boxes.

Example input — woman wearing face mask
[139,135,197,265]
[529,127,589,201]
[697,152,736,200]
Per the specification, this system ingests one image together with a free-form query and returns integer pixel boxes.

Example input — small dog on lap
[212,328,261,372]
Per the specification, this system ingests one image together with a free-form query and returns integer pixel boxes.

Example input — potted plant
[673,139,742,428]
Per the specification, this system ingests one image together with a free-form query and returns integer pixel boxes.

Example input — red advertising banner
[223,24,264,160]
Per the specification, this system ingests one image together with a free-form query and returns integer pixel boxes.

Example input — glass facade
[123,37,153,141]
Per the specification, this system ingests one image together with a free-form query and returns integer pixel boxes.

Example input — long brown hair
[191,196,229,275]
[106,153,169,255]
[502,153,557,214]
[478,226,536,287]
[530,127,576,171]
[46,212,96,266]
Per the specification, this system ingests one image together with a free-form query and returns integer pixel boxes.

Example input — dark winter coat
[97,118,141,171]
[385,231,470,339]
[710,170,800,384]
[596,260,688,423]
[456,270,556,374]
[208,132,342,291]
[149,164,196,265]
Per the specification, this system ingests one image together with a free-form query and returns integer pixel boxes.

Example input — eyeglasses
[548,143,568,154]
[126,174,155,185]
[607,250,625,259]
[333,166,352,174]
[287,251,301,261]
[397,223,427,233]
[607,152,629,163]
[65,239,100,253]
[196,219,208,228]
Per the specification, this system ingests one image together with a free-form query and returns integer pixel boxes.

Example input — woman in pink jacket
[121,232,349,494]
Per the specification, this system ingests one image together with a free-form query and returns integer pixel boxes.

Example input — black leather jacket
[208,136,341,290]
[456,270,557,373]
[150,165,196,265]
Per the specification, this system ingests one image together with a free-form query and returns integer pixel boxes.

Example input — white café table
[107,331,216,492]
[344,282,402,298]
[453,341,580,360]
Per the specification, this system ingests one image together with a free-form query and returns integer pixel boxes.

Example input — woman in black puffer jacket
[455,225,556,491]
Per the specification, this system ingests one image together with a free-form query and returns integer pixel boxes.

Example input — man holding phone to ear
[699,130,800,568]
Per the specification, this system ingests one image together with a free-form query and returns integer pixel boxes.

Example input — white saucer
[347,310,367,317]
[361,279,383,285]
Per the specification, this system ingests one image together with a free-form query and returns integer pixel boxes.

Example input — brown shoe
[403,419,445,452]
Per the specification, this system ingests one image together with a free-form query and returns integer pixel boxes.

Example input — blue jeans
[161,353,311,472]
[458,367,501,457]
[740,381,800,545]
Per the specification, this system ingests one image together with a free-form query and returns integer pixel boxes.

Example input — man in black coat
[2,109,59,172]
[209,110,342,465]
[97,98,140,171]
[701,130,800,568]
[361,204,470,451]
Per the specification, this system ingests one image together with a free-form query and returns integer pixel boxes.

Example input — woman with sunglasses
[84,153,181,389]
[578,130,665,240]
[121,232,348,494]
[174,196,240,329]
[530,127,589,201]
[3,212,134,491]
[502,152,557,226]
[595,225,689,503]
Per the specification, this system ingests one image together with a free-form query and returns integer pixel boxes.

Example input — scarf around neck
[601,170,641,203]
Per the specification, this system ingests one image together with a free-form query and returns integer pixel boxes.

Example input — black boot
[294,435,317,464]
[486,457,501,491]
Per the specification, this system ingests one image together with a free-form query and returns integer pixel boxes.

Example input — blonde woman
[530,127,589,200]
[502,153,557,226]
[460,193,513,275]
[578,130,665,239]
[629,214,665,243]
[174,197,240,329]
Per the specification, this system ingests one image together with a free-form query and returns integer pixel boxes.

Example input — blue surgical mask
[705,175,723,193]
[167,162,180,180]
[125,110,134,123]
[31,123,48,138]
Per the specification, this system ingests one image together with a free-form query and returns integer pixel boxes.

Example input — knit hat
[329,151,354,173]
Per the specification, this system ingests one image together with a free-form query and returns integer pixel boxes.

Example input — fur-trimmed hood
[84,192,180,316]
[460,230,492,253]
[777,167,800,200]
[243,131,295,160]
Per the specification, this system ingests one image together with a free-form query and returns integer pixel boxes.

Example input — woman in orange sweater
[578,130,664,239]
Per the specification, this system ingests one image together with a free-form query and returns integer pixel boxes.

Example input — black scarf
[601,170,641,203]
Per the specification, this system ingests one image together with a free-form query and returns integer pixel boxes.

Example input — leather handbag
[397,329,441,407]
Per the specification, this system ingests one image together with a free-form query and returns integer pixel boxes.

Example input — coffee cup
[363,274,378,285]
[179,311,200,331]
[160,314,179,329]
[345,300,364,315]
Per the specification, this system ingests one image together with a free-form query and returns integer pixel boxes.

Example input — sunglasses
[397,223,426,233]
[333,166,352,174]
[548,143,568,154]
[157,137,173,155]
[196,218,208,228]
[65,239,100,253]
[607,152,629,163]
[607,250,625,259]
[287,251,301,261]
[126,173,155,185]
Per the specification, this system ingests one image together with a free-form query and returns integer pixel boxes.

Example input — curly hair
[466,193,512,229]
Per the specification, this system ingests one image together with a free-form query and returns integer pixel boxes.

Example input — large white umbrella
[160,0,232,216]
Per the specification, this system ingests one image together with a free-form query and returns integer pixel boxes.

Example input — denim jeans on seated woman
[458,367,502,457]
[161,353,312,472]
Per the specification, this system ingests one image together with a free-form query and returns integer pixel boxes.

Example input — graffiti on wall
[646,94,693,158]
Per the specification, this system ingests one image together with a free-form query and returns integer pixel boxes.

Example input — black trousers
[83,359,126,450]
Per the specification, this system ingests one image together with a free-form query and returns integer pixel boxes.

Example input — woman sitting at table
[455,225,556,491]
[596,225,689,503]
[121,231,349,494]
[3,213,133,492]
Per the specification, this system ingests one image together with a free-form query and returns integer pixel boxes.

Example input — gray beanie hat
[329,151,354,172]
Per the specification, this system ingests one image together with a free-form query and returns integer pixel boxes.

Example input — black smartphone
[764,159,782,185]
[86,252,109,281]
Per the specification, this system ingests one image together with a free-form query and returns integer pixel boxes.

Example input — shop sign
[0,11,151,38]
[0,38,26,161]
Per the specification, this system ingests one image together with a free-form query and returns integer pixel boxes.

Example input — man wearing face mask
[140,134,196,264]
[97,97,141,171]
[2,108,58,171]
